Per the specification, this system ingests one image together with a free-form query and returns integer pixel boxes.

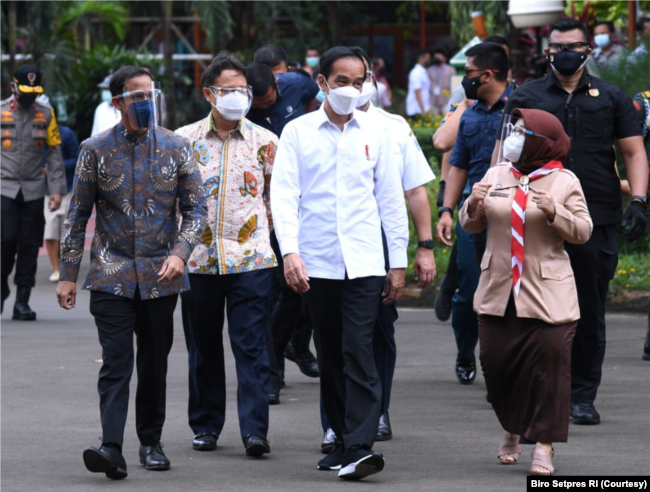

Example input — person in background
[406,50,432,117]
[253,45,289,75]
[629,16,650,61]
[44,109,79,282]
[304,48,320,79]
[372,58,392,101]
[370,58,392,109]
[1,65,66,320]
[591,20,624,70]
[91,74,122,137]
[428,49,456,116]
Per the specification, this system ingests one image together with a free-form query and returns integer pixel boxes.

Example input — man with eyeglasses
[435,41,512,386]
[57,66,206,479]
[175,51,279,457]
[492,18,649,426]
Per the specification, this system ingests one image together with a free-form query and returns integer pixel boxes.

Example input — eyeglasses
[119,89,161,103]
[548,42,589,53]
[463,68,499,77]
[209,86,252,98]
[507,123,555,142]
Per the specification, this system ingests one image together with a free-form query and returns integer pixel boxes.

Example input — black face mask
[431,58,442,66]
[461,74,484,100]
[549,50,587,76]
[17,93,37,108]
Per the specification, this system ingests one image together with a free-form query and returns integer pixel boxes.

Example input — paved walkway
[1,258,649,491]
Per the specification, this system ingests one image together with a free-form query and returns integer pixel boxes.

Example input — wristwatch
[417,240,435,249]
[437,206,453,218]
[632,195,648,208]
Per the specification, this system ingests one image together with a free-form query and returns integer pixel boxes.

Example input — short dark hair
[465,42,509,82]
[549,18,588,42]
[253,45,288,69]
[594,20,615,33]
[319,46,366,80]
[350,46,371,70]
[636,16,650,32]
[246,63,277,97]
[201,51,246,88]
[484,35,509,49]
[109,66,153,97]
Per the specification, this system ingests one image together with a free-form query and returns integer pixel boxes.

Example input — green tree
[449,1,509,45]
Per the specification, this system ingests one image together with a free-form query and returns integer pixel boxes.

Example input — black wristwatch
[632,195,648,208]
[418,240,435,249]
[438,206,453,218]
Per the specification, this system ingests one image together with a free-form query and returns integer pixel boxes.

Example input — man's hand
[436,212,454,247]
[532,190,556,221]
[284,253,310,294]
[383,268,405,304]
[48,194,62,211]
[413,249,436,289]
[621,200,647,242]
[158,255,185,282]
[56,280,76,310]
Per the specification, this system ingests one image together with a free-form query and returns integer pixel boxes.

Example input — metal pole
[628,1,637,50]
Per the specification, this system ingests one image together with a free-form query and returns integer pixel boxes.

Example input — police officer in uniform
[1,65,66,319]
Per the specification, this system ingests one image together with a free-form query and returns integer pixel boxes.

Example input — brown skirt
[478,295,577,443]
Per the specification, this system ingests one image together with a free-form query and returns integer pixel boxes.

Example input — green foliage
[449,1,509,45]
[188,1,235,53]
[57,1,129,40]
[566,1,650,26]
[610,254,650,294]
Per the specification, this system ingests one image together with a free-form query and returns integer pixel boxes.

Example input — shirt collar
[473,85,512,113]
[316,103,360,129]
[116,121,151,144]
[204,111,248,139]
[546,68,592,92]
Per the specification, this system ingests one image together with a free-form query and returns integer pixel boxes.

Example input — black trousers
[1,193,45,290]
[373,296,399,414]
[565,225,618,404]
[305,275,383,448]
[90,289,177,446]
[181,270,272,439]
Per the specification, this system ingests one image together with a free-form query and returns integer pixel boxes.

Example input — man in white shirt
[91,75,121,136]
[406,50,432,116]
[272,46,409,481]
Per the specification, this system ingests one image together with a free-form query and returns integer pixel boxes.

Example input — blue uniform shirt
[248,71,319,137]
[449,86,512,188]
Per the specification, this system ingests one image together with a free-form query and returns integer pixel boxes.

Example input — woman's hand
[532,190,556,221]
[468,182,491,208]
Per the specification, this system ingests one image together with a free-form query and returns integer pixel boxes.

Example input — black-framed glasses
[548,42,589,53]
[463,68,500,77]
[507,123,555,142]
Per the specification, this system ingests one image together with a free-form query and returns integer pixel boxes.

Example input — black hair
[246,63,277,97]
[465,42,509,82]
[319,46,366,80]
[350,46,371,70]
[109,66,153,97]
[432,48,448,57]
[548,18,588,42]
[201,50,246,88]
[484,35,509,48]
[593,20,615,33]
[253,45,288,69]
[636,16,650,32]
[416,50,430,60]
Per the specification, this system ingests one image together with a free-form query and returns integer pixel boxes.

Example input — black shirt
[498,69,641,226]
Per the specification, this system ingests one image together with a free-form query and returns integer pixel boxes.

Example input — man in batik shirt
[56,66,206,479]
[176,51,278,457]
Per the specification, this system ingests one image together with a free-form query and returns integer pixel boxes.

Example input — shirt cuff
[171,240,192,264]
[388,249,408,269]
[279,237,299,258]
[59,262,80,283]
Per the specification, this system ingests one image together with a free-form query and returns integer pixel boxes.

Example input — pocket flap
[480,250,492,271]
[540,260,573,281]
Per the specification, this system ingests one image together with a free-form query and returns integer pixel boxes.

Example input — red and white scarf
[509,160,564,297]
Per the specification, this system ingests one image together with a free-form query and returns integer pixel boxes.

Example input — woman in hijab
[459,109,593,476]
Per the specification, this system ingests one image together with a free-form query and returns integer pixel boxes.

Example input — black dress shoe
[321,427,338,454]
[83,443,127,480]
[456,356,476,385]
[12,286,36,320]
[318,442,344,470]
[375,413,392,441]
[269,379,281,405]
[643,342,650,361]
[571,402,601,425]
[139,442,170,470]
[244,434,270,456]
[297,351,319,378]
[279,369,285,388]
[338,445,385,480]
[434,275,454,322]
[193,432,218,451]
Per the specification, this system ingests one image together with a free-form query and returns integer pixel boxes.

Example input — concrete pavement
[1,258,649,492]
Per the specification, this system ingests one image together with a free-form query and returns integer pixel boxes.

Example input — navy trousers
[181,270,272,439]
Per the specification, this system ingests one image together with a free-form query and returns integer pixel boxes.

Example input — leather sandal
[530,447,555,476]
[498,434,521,464]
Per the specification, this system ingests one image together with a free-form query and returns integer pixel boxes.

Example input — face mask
[461,73,484,100]
[549,50,588,76]
[431,58,443,66]
[306,56,320,68]
[17,93,37,109]
[356,81,376,108]
[324,81,361,115]
[101,90,112,103]
[128,99,154,128]
[594,33,611,48]
[248,106,271,121]
[315,90,326,103]
[214,92,250,121]
[503,131,525,163]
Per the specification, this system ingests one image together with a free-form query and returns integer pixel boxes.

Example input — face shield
[209,86,252,121]
[115,81,162,131]
[497,114,554,165]
[356,70,377,108]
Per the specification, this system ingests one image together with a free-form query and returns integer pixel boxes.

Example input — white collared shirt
[367,104,435,191]
[271,105,409,280]
[406,64,431,116]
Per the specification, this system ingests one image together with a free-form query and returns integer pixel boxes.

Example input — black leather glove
[437,180,446,208]
[621,200,647,242]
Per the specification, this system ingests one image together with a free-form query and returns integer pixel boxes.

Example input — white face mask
[503,132,525,163]
[356,81,376,108]
[324,80,361,115]
[213,92,250,121]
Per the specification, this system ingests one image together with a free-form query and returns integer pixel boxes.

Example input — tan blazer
[460,164,593,325]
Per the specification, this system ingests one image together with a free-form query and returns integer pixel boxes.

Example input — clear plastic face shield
[497,114,554,165]
[357,70,377,108]
[209,86,252,121]
[115,81,162,132]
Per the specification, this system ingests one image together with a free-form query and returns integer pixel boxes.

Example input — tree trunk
[328,1,341,47]
[162,0,177,130]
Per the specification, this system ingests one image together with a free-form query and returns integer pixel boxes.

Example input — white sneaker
[49,271,59,282]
